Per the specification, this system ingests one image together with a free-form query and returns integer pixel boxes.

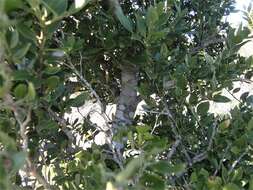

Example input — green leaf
[204,53,215,64]
[14,43,31,60]
[240,92,249,101]
[42,0,68,15]
[114,6,133,32]
[247,118,253,130]
[207,176,222,189]
[222,183,240,190]
[160,43,168,57]
[46,76,60,89]
[67,93,88,107]
[38,120,58,133]
[222,164,228,182]
[13,70,33,81]
[232,88,240,93]
[176,75,187,89]
[136,125,150,134]
[4,0,23,12]
[10,30,19,49]
[168,163,186,176]
[14,84,28,99]
[116,155,144,182]
[140,172,165,190]
[219,119,231,130]
[249,177,253,190]
[26,82,36,100]
[148,160,186,177]
[150,161,171,174]
[136,14,146,37]
[189,93,198,105]
[17,23,37,43]
[0,131,16,151]
[213,94,231,103]
[231,168,243,182]
[146,6,159,29]
[44,66,61,75]
[197,101,210,115]
[144,138,167,155]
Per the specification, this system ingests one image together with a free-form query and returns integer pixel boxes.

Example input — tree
[0,0,253,189]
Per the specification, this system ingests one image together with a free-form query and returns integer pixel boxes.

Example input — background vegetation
[0,0,253,189]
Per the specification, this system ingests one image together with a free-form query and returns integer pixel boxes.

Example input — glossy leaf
[213,94,231,103]
[14,83,28,99]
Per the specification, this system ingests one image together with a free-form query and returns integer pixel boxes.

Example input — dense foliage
[0,0,253,189]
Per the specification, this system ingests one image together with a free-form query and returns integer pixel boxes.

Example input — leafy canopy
[0,0,253,189]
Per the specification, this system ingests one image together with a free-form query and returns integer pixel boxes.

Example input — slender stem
[228,151,248,174]
[3,95,52,190]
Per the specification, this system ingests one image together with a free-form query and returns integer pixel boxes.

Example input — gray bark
[113,65,138,130]
[109,1,139,130]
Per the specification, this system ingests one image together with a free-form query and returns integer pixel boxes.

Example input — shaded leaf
[26,82,36,100]
[140,172,165,190]
[213,94,231,103]
[114,7,133,32]
[240,92,249,101]
[14,84,28,99]
[10,30,19,49]
[4,0,23,12]
[67,93,88,107]
[46,76,60,89]
[222,183,240,190]
[116,155,144,182]
[232,88,240,93]
[197,101,210,115]
[14,43,31,60]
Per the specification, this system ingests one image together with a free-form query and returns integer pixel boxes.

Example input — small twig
[79,51,83,77]
[151,113,161,134]
[183,176,191,190]
[192,121,217,164]
[234,78,253,84]
[225,89,243,104]
[26,160,52,190]
[163,101,192,165]
[64,56,105,112]
[192,152,207,164]
[75,105,122,168]
[208,121,217,151]
[213,144,231,176]
[139,109,174,116]
[46,107,74,144]
[228,151,248,174]
[19,108,31,151]
[5,97,52,190]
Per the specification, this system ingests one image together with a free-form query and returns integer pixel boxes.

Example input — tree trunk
[113,65,138,130]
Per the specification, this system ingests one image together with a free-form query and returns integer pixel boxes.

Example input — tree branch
[46,106,75,144]
[163,101,192,165]
[167,139,181,160]
[64,55,105,112]
[228,151,248,174]
[3,95,52,190]
[190,36,225,55]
